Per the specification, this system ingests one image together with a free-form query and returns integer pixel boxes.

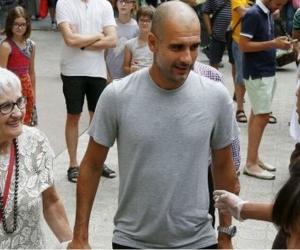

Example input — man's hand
[213,190,248,221]
[275,36,293,50]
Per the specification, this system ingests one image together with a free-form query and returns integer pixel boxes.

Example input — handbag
[39,0,48,19]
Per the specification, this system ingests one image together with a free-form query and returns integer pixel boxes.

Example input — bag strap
[231,18,242,33]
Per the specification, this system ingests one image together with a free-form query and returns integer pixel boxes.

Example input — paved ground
[1,14,298,249]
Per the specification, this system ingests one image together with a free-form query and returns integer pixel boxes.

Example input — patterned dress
[5,38,37,126]
[0,126,54,248]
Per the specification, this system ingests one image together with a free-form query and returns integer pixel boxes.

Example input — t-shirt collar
[256,0,270,14]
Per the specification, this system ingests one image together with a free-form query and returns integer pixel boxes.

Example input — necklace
[0,138,19,234]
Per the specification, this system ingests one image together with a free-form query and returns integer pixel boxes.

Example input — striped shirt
[202,0,232,42]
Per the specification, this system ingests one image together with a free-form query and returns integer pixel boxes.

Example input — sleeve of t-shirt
[125,38,134,52]
[202,0,212,14]
[240,9,258,39]
[88,83,118,148]
[210,84,237,150]
[102,0,117,28]
[56,0,72,25]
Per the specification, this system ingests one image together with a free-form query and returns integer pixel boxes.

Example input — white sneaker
[51,22,57,30]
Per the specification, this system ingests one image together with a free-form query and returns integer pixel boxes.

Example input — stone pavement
[2,14,298,249]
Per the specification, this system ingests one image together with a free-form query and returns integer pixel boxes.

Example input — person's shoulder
[110,69,148,92]
[95,0,113,7]
[295,8,300,19]
[0,39,12,50]
[193,61,224,83]
[21,125,47,139]
[125,36,138,45]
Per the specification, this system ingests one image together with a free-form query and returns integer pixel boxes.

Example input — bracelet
[80,47,85,50]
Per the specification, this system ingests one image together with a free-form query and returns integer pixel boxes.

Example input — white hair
[0,67,21,97]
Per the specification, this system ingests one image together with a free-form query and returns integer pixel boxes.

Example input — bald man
[69,1,236,249]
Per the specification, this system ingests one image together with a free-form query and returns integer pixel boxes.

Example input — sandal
[102,164,116,178]
[269,112,277,124]
[67,166,79,183]
[236,110,247,123]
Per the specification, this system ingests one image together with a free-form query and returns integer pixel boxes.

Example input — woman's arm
[0,42,11,68]
[42,185,73,243]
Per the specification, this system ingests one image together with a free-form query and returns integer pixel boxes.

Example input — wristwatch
[217,225,237,237]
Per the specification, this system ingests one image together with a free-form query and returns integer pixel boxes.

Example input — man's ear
[148,32,157,52]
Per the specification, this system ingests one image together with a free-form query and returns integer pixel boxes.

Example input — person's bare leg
[66,113,81,167]
[235,84,246,111]
[246,111,269,172]
[49,7,55,23]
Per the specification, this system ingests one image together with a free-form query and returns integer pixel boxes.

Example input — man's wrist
[60,240,72,249]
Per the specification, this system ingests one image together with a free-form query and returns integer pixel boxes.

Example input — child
[106,0,139,82]
[123,5,155,75]
[0,6,37,126]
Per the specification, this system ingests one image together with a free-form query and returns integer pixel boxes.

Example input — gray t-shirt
[124,37,153,69]
[89,68,235,248]
[106,18,139,79]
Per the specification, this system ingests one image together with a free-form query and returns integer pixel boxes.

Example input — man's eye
[171,45,182,51]
[191,44,199,50]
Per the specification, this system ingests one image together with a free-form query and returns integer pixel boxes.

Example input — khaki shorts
[244,76,277,115]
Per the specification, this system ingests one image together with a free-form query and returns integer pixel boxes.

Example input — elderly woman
[0,67,72,248]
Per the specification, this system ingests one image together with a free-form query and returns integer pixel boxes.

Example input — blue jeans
[232,40,244,85]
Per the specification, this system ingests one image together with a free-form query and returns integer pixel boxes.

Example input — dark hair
[5,6,31,39]
[136,5,155,22]
[272,159,300,235]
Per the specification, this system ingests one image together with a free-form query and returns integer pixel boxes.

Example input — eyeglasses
[12,22,28,29]
[0,96,27,115]
[139,19,152,24]
[118,0,135,4]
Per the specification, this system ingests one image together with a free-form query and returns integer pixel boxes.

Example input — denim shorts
[232,40,244,85]
[61,75,107,114]
[244,76,277,115]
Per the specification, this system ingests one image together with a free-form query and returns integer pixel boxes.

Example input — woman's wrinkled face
[0,89,25,143]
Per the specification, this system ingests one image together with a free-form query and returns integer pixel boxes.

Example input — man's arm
[239,35,292,52]
[203,13,213,38]
[211,145,236,248]
[84,25,117,51]
[69,137,110,249]
[58,21,104,48]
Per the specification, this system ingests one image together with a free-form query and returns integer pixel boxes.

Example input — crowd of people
[0,0,300,248]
